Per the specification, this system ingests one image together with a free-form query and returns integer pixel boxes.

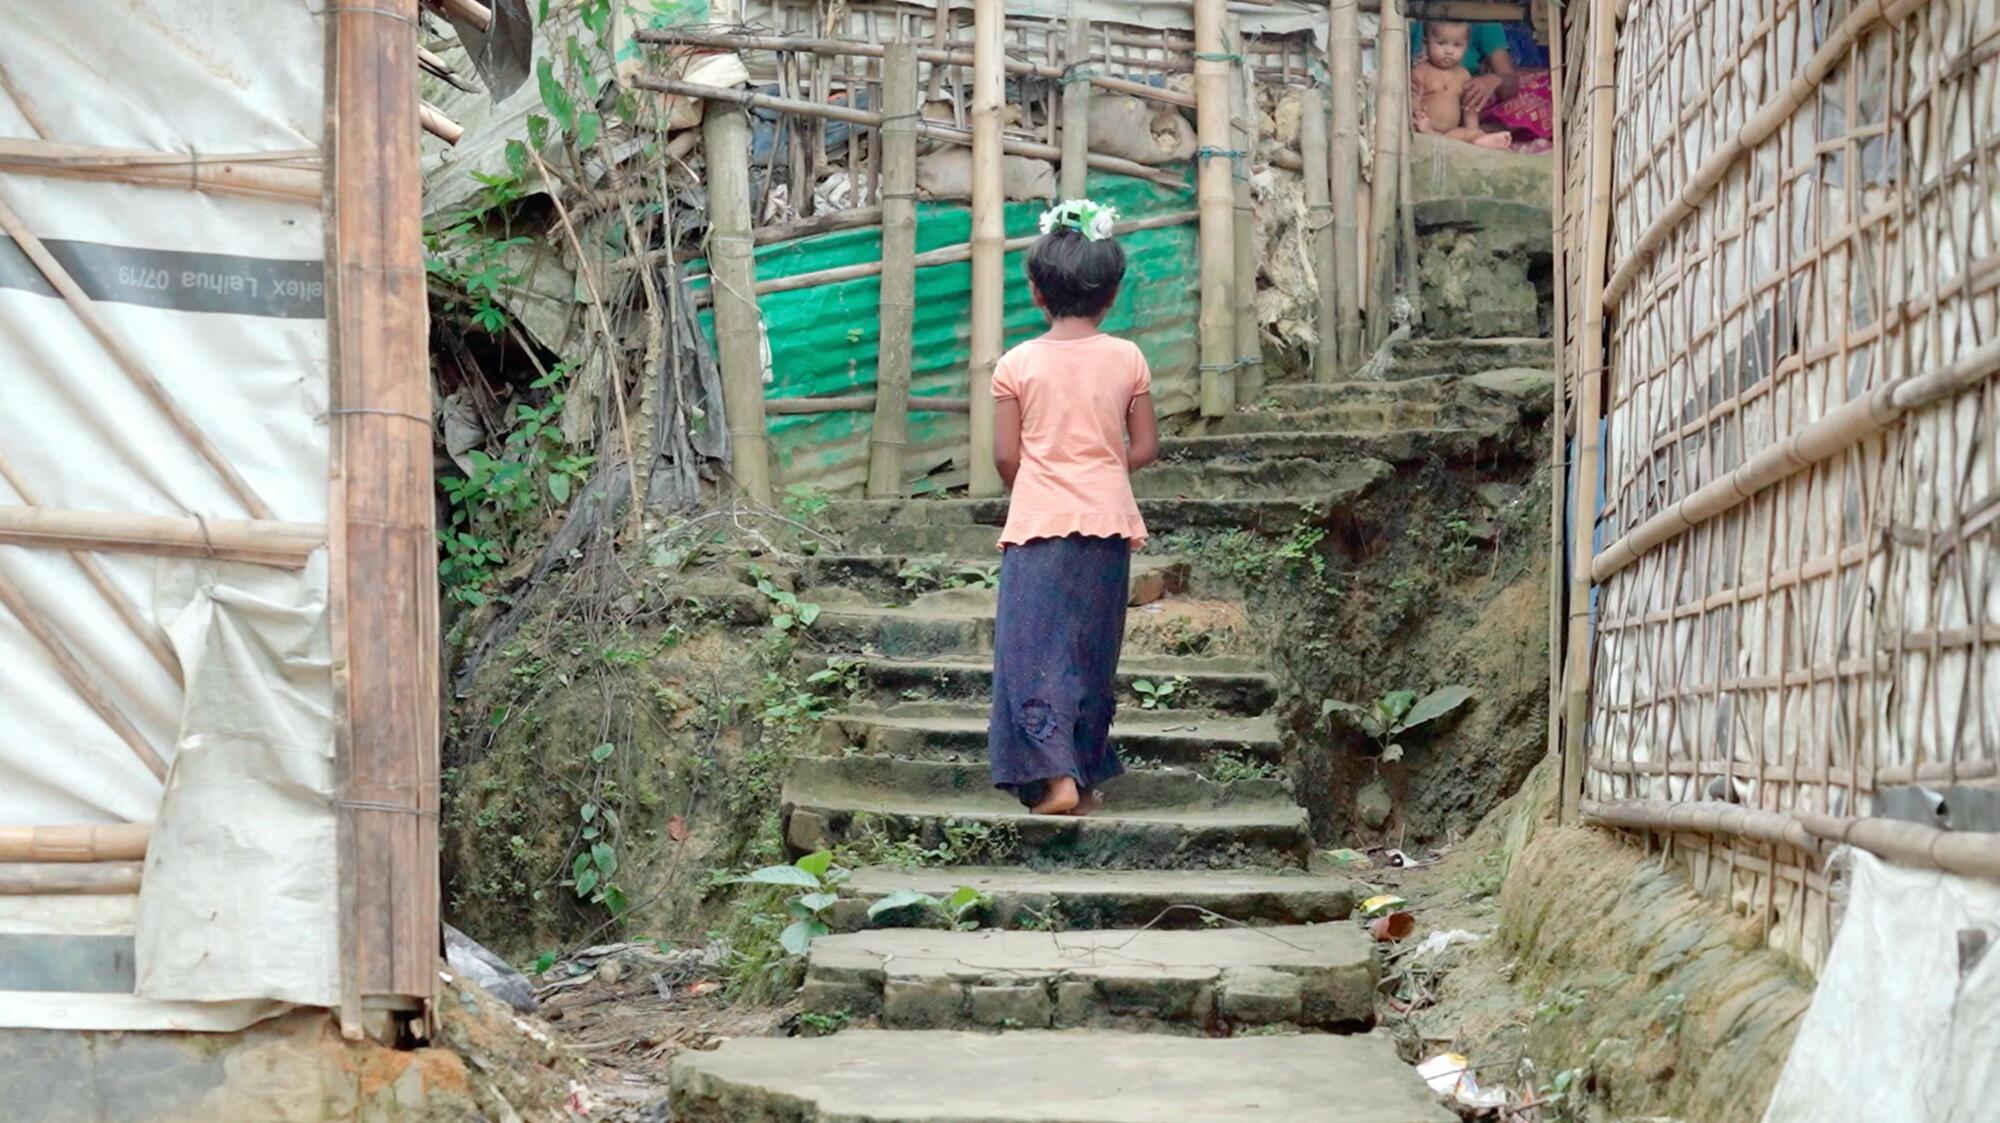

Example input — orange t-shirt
[991,333,1150,548]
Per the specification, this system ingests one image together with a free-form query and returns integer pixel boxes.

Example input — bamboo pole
[1560,0,1616,825]
[1397,97,1421,331]
[0,139,320,202]
[968,0,1004,497]
[0,505,322,567]
[0,194,273,520]
[432,0,493,31]
[419,103,465,145]
[0,453,179,683]
[1194,0,1236,417]
[1228,17,1262,407]
[0,823,150,863]
[1301,87,1336,384]
[0,863,144,895]
[689,211,1200,304]
[1582,799,2000,882]
[704,105,773,504]
[1328,0,1363,373]
[634,77,1185,189]
[1593,336,2000,582]
[637,28,1197,110]
[1061,10,1091,201]
[1543,0,1570,793]
[868,42,918,499]
[0,570,167,780]
[328,0,440,1025]
[1368,0,1408,350]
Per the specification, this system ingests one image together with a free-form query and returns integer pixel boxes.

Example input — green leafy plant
[1131,675,1189,711]
[734,850,850,955]
[562,741,631,915]
[896,555,1000,593]
[753,574,821,632]
[864,885,993,930]
[1320,685,1474,763]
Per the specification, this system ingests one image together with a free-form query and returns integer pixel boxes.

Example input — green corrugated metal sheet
[693,171,1199,494]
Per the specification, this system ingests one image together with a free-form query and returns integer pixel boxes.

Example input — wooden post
[703,105,773,504]
[968,0,1004,496]
[867,42,918,498]
[1228,17,1262,407]
[1194,0,1236,417]
[1398,99,1421,331]
[1562,0,1617,824]
[1369,0,1409,350]
[1328,0,1363,371]
[327,0,438,1036]
[1061,9,1091,201]
[1301,87,1337,384]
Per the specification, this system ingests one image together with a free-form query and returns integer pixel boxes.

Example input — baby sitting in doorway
[1410,21,1512,149]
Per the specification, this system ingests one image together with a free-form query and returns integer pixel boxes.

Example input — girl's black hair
[1025,227,1126,319]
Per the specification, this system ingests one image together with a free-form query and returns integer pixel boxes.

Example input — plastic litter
[1417,1052,1513,1111]
[1411,928,1485,958]
[1369,911,1417,942]
[444,922,538,1014]
[1360,893,1407,917]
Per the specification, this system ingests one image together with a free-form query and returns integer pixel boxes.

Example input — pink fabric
[1482,70,1554,144]
[992,333,1151,548]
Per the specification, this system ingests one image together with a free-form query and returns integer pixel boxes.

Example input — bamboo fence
[1555,0,2000,971]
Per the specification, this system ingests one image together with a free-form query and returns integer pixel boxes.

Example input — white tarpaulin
[1762,850,2000,1123]
[0,0,337,1027]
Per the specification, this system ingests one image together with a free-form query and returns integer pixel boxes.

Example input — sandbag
[1086,94,1197,165]
[917,147,1057,202]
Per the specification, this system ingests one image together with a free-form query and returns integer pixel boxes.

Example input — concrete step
[787,756,1290,813]
[782,771,1310,871]
[669,1030,1457,1122]
[1383,335,1552,378]
[1157,426,1512,465]
[837,653,1275,715]
[798,923,1377,1032]
[792,553,1189,606]
[824,495,1373,538]
[1211,401,1456,434]
[830,866,1362,932]
[812,595,1258,660]
[1130,455,1390,502]
[819,704,1281,765]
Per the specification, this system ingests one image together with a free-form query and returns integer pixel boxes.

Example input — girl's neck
[1040,315,1104,341]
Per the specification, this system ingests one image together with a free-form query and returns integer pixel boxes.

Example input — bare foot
[1066,790,1107,817]
[1031,776,1080,815]
[1473,130,1513,150]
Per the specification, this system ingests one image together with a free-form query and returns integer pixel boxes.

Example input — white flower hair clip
[1038,197,1120,242]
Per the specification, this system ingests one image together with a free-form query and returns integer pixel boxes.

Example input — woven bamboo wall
[1561,0,2000,969]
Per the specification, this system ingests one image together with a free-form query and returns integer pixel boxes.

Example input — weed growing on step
[1205,750,1282,783]
[719,850,850,1002]
[897,554,1000,593]
[1131,675,1189,710]
[836,817,1019,869]
[797,1009,851,1036]
[864,885,993,930]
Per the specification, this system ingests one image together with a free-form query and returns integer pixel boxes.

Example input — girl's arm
[994,397,1023,489]
[1125,392,1159,471]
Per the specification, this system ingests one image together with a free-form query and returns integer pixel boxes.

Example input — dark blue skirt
[987,534,1130,807]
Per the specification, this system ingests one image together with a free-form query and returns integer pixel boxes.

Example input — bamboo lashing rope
[1599,0,1928,309]
[0,139,320,202]
[1591,336,2000,582]
[631,76,1185,188]
[0,451,180,683]
[637,27,1198,109]
[0,505,323,568]
[0,822,150,863]
[0,193,275,520]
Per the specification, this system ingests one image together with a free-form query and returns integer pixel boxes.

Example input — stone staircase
[668,337,1553,1121]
